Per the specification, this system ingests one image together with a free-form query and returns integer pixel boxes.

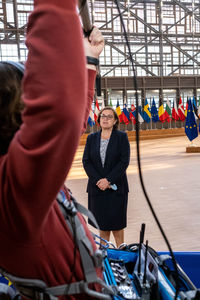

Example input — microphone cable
[78,0,87,13]
[113,0,180,299]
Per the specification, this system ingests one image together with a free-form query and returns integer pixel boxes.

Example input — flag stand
[186,142,200,153]
[185,98,199,152]
[190,141,195,147]
[145,123,149,131]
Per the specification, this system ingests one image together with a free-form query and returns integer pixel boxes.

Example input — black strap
[96,73,101,96]
[86,56,99,66]
[57,191,99,229]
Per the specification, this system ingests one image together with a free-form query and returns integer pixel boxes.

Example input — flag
[116,100,123,123]
[122,103,130,125]
[94,99,100,123]
[150,98,159,123]
[164,99,172,122]
[129,103,136,124]
[158,102,165,123]
[143,98,151,123]
[185,99,188,117]
[192,96,198,119]
[172,100,179,120]
[185,99,198,141]
[178,97,185,121]
[138,104,144,123]
[198,97,200,118]
[87,108,95,127]
[109,99,113,107]
[130,103,144,123]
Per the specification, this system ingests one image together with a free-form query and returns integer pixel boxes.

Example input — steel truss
[0,0,200,78]
[90,0,200,77]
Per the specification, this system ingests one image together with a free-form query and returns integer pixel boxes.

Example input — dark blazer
[82,129,130,196]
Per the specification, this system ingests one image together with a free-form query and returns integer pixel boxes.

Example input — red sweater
[0,0,101,299]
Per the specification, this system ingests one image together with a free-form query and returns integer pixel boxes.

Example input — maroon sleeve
[81,69,96,135]
[0,0,88,238]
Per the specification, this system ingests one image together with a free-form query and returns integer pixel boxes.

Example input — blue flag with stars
[185,99,198,141]
[150,98,159,122]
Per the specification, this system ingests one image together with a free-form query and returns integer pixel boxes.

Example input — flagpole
[150,97,152,130]
[169,99,172,129]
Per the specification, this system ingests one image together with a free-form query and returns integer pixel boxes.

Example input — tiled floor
[66,135,200,251]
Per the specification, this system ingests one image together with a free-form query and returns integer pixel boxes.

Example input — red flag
[178,97,185,121]
[158,103,166,123]
[164,100,172,122]
[172,100,179,121]
[121,104,130,125]
[129,104,136,124]
[94,99,100,123]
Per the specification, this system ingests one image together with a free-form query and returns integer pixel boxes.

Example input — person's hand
[83,27,104,59]
[96,178,110,191]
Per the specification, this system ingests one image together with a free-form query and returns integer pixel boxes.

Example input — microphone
[78,0,102,97]
[78,0,93,36]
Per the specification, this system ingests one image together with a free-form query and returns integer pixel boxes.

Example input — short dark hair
[0,63,24,155]
[97,106,119,130]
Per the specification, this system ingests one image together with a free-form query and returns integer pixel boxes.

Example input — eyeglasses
[101,114,114,120]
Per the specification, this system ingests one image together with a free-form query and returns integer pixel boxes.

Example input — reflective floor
[66,135,200,251]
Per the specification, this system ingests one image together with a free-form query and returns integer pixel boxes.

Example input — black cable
[78,0,87,14]
[113,0,180,299]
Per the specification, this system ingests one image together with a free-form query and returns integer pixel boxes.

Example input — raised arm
[81,27,104,134]
[0,0,88,237]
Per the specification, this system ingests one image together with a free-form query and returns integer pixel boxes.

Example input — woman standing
[83,106,130,247]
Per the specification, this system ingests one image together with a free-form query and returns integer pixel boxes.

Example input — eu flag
[185,99,198,141]
[150,98,159,122]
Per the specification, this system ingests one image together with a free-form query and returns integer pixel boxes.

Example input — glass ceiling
[0,0,200,77]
